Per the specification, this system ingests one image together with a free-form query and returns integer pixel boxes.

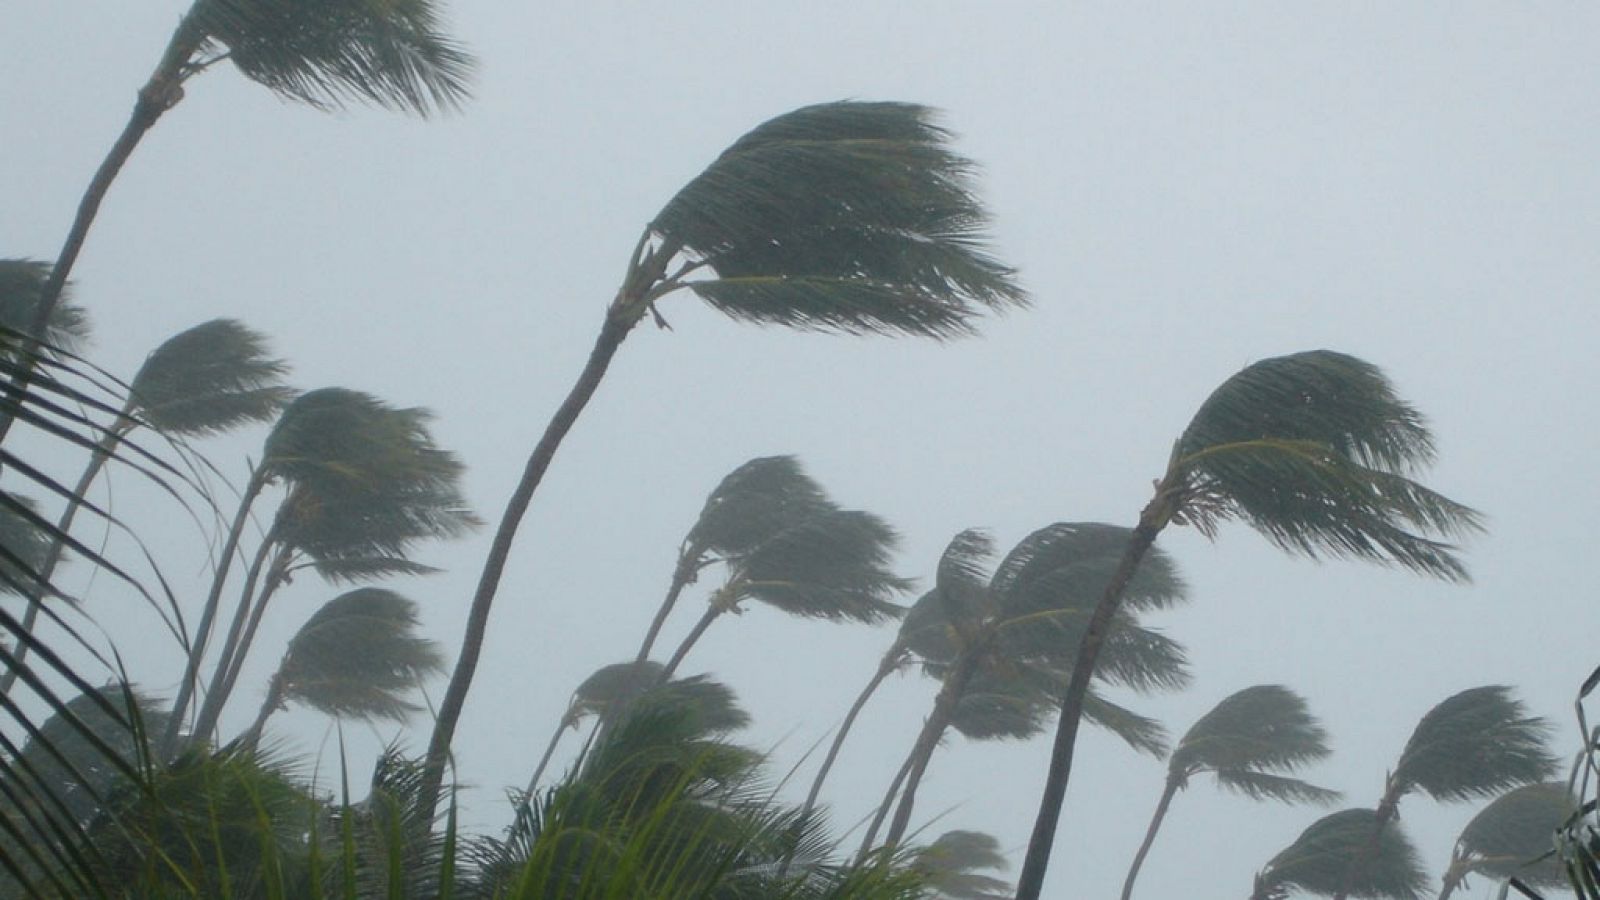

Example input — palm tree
[238,587,444,748]
[908,830,1014,899]
[1016,351,1486,900]
[1,318,293,696]
[3,2,472,444]
[1121,685,1339,900]
[421,99,1028,814]
[1251,809,1429,900]
[1330,686,1556,900]
[1438,782,1574,900]
[635,455,832,662]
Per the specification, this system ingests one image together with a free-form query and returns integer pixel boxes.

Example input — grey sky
[6,4,1599,897]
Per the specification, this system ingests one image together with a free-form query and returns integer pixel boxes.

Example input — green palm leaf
[1392,686,1556,804]
[910,830,1013,899]
[0,495,55,597]
[1172,350,1484,581]
[1254,809,1429,900]
[683,455,835,559]
[189,0,474,115]
[0,260,90,357]
[1080,691,1171,758]
[126,318,294,436]
[1171,685,1337,801]
[1446,782,1573,892]
[992,523,1186,615]
[725,507,911,623]
[649,101,1027,338]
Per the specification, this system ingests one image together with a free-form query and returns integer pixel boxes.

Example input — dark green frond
[910,830,1013,900]
[571,660,668,719]
[683,455,834,558]
[1453,782,1573,886]
[276,587,444,722]
[1090,619,1191,694]
[1171,685,1335,783]
[992,522,1187,616]
[190,0,475,115]
[642,675,751,735]
[901,589,961,664]
[127,318,294,436]
[0,259,91,355]
[1212,770,1341,806]
[730,507,911,623]
[302,554,440,583]
[1081,691,1169,757]
[0,494,55,597]
[1175,350,1483,582]
[949,670,1053,742]
[652,101,1026,338]
[1256,808,1428,900]
[1393,686,1556,803]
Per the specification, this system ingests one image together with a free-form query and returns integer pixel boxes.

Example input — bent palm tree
[6,1,472,445]
[421,100,1027,814]
[1252,808,1429,900]
[1017,351,1486,900]
[1,318,292,695]
[1438,782,1574,900]
[1120,685,1338,900]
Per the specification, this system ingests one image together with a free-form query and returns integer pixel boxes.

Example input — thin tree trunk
[799,646,904,822]
[1120,774,1183,900]
[238,672,285,750]
[858,744,916,862]
[0,21,201,447]
[883,650,979,847]
[525,717,573,796]
[419,288,658,818]
[635,553,700,662]
[657,605,722,683]
[1014,512,1165,900]
[208,547,292,723]
[161,468,267,756]
[0,416,127,695]
[192,539,288,744]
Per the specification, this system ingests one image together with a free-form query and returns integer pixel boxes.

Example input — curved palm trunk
[525,716,575,796]
[634,554,700,662]
[0,22,202,447]
[207,547,294,721]
[799,646,905,822]
[238,672,286,750]
[0,416,129,695]
[857,745,917,862]
[419,257,671,816]
[161,468,267,756]
[1120,774,1183,900]
[1015,509,1166,900]
[658,605,723,683]
[191,538,287,744]
[883,650,980,847]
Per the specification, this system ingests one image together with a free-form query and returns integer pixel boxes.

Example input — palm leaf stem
[799,643,906,823]
[420,239,679,819]
[1120,773,1183,900]
[858,742,917,863]
[657,605,724,684]
[523,713,575,796]
[0,19,203,446]
[0,408,131,695]
[1015,501,1171,900]
[884,647,981,847]
[191,535,287,745]
[161,465,267,755]
[634,552,707,663]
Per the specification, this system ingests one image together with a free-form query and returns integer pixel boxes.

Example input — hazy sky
[6,4,1600,897]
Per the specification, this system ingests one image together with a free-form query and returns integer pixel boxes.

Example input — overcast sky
[6,4,1600,897]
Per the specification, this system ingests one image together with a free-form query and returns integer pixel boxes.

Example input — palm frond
[650,101,1026,339]
[1081,691,1169,757]
[1174,350,1484,582]
[910,830,1013,900]
[0,495,56,598]
[190,0,475,115]
[0,259,91,355]
[992,522,1187,616]
[901,589,962,665]
[275,587,444,722]
[1255,808,1428,900]
[1393,686,1556,803]
[1453,782,1573,887]
[126,318,295,436]
[1172,685,1335,784]
[729,507,911,623]
[948,670,1053,742]
[684,455,835,558]
[1213,770,1342,806]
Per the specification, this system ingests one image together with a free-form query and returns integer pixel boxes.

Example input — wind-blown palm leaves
[1251,809,1429,900]
[1120,685,1338,900]
[1439,782,1574,899]
[239,588,444,747]
[1016,351,1485,900]
[908,830,1013,900]
[0,260,91,357]
[422,100,1026,815]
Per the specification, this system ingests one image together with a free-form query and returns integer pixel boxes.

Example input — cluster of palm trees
[7,2,1599,898]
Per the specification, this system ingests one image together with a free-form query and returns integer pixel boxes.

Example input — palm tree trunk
[858,745,916,862]
[419,262,669,817]
[0,416,128,695]
[657,605,723,683]
[634,553,700,662]
[1014,509,1166,900]
[1120,774,1183,900]
[883,650,980,847]
[239,672,285,750]
[524,717,574,796]
[191,538,287,745]
[161,467,267,756]
[0,21,202,447]
[209,547,293,720]
[799,646,904,822]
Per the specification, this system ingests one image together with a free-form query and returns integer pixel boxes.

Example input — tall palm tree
[421,100,1028,814]
[1251,809,1429,900]
[238,587,443,747]
[635,455,832,662]
[657,504,909,682]
[1438,782,1574,900]
[1016,350,1486,900]
[1,318,293,696]
[908,830,1013,900]
[1120,685,1339,900]
[3,2,472,444]
[1330,686,1556,900]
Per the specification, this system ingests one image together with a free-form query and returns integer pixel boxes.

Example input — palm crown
[1253,808,1429,900]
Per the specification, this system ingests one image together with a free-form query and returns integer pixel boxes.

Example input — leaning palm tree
[1016,351,1486,900]
[1438,782,1574,900]
[1252,809,1429,900]
[4,2,472,444]
[238,587,444,747]
[635,455,832,662]
[1121,685,1339,900]
[1,318,293,696]
[909,830,1014,900]
[421,100,1028,814]
[1330,686,1556,900]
